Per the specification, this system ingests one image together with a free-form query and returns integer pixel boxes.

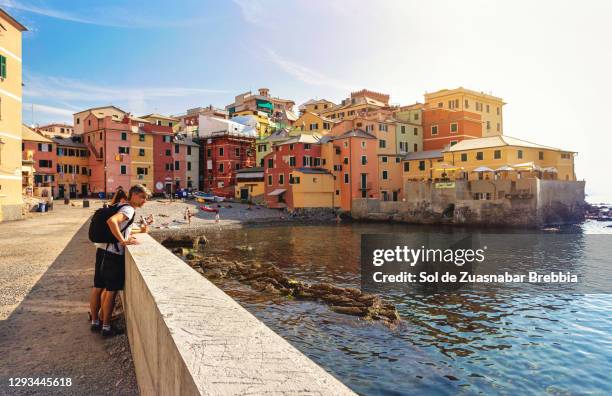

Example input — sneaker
[101,326,125,338]
[90,322,102,332]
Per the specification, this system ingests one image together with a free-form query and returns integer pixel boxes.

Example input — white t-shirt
[95,204,136,255]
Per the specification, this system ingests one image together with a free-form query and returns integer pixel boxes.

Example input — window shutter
[0,56,6,79]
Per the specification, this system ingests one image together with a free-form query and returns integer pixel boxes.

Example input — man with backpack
[88,184,150,337]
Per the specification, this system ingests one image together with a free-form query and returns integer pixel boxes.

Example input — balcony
[359,182,373,191]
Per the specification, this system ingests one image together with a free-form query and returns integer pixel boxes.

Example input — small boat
[199,205,219,213]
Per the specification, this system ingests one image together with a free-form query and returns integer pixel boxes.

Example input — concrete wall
[124,234,355,395]
[352,179,585,227]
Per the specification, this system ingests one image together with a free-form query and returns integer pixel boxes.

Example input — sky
[3,0,611,201]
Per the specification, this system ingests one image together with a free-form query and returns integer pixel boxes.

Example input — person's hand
[140,223,149,234]
[121,237,139,246]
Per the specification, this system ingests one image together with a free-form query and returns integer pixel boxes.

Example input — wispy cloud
[22,73,230,121]
[0,0,209,28]
[24,73,229,103]
[264,48,355,91]
[23,102,75,123]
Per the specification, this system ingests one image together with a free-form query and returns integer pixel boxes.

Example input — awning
[542,167,558,173]
[495,165,515,172]
[268,188,286,196]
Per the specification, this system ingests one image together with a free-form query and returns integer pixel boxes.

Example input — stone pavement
[0,202,138,395]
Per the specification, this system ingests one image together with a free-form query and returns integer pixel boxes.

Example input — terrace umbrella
[513,162,542,171]
[495,165,515,172]
[542,167,558,173]
[471,166,495,173]
[434,163,464,171]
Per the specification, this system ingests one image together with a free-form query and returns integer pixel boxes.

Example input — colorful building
[234,167,264,202]
[393,103,423,154]
[424,87,504,137]
[256,128,291,168]
[175,105,228,131]
[402,150,444,181]
[21,125,57,196]
[82,113,132,195]
[319,89,390,121]
[173,133,199,190]
[73,105,127,135]
[226,88,297,129]
[0,9,26,221]
[198,116,256,195]
[421,108,482,151]
[263,134,333,209]
[320,129,379,211]
[298,99,336,114]
[37,123,74,139]
[292,111,336,135]
[402,136,576,184]
[442,135,576,182]
[53,135,90,198]
[128,118,155,190]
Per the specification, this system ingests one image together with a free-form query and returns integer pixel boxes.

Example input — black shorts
[93,248,126,291]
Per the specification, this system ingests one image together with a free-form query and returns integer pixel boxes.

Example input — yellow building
[129,123,154,188]
[298,99,336,114]
[402,136,576,183]
[292,112,335,135]
[37,123,74,139]
[424,87,505,137]
[140,113,179,128]
[288,168,335,209]
[320,89,390,121]
[0,9,27,221]
[234,167,264,203]
[442,135,576,181]
[232,110,274,139]
[402,150,444,181]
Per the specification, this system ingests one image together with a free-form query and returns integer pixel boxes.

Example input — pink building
[82,113,132,196]
[145,123,175,195]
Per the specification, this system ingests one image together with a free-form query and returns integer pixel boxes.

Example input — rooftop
[294,167,331,175]
[444,135,574,153]
[21,124,53,143]
[425,87,504,103]
[51,136,87,148]
[404,150,444,160]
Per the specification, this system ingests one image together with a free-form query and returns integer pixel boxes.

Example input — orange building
[421,109,482,151]
[52,136,90,198]
[320,129,379,212]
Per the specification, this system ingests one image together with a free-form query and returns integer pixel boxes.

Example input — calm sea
[196,220,612,395]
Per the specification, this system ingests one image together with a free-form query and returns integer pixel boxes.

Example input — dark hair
[110,188,128,206]
[128,184,151,199]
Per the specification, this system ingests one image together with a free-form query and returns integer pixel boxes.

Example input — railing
[359,181,373,190]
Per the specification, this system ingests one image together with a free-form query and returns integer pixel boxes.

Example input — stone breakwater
[169,247,400,325]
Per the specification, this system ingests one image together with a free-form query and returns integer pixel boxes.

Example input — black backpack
[89,204,135,245]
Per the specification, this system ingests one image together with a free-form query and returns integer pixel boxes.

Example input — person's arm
[106,213,137,245]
